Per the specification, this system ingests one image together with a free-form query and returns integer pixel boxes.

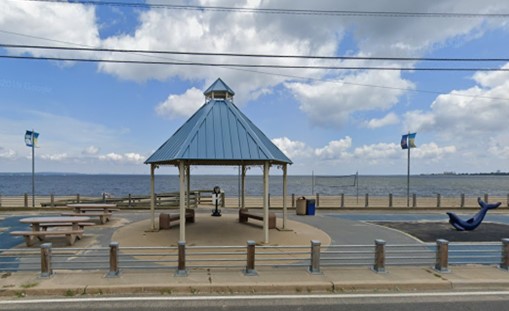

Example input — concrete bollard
[412,193,417,208]
[460,194,465,208]
[244,240,257,276]
[40,243,53,278]
[500,238,509,271]
[365,193,369,208]
[388,194,393,208]
[373,239,386,273]
[77,193,80,203]
[176,241,188,277]
[340,193,344,208]
[50,194,54,207]
[24,193,28,208]
[309,240,321,274]
[437,194,441,208]
[107,242,120,277]
[435,239,449,273]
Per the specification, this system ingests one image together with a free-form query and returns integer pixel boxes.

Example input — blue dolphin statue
[447,197,501,231]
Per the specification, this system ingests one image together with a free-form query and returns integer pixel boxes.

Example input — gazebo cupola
[204,77,235,101]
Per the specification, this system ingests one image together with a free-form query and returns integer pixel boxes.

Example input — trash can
[306,199,316,216]
[296,197,306,215]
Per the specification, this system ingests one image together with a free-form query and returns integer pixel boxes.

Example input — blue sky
[1,0,509,175]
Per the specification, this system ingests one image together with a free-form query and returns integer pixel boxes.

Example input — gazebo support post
[150,164,156,231]
[179,161,186,242]
[241,164,246,209]
[263,161,270,244]
[186,165,190,209]
[283,164,288,229]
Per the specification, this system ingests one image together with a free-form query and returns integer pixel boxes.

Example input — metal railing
[2,238,509,278]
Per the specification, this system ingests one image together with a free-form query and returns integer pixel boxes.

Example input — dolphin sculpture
[447,197,501,231]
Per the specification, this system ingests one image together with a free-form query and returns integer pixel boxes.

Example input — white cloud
[272,137,312,159]
[156,88,204,119]
[365,112,399,129]
[286,71,414,128]
[82,145,100,155]
[0,147,17,160]
[315,137,352,160]
[40,153,68,161]
[413,143,457,161]
[99,152,145,164]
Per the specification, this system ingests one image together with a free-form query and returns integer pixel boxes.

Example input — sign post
[25,130,39,208]
[401,132,416,208]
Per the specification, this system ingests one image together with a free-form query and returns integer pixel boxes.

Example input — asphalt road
[2,292,509,311]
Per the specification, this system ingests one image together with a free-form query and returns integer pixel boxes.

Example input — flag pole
[407,131,410,208]
[31,129,35,208]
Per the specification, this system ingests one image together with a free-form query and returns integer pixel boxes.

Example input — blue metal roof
[203,78,235,96]
[145,94,292,165]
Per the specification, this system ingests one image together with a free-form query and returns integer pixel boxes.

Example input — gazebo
[145,78,292,243]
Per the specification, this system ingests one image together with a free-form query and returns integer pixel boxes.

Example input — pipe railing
[3,238,509,278]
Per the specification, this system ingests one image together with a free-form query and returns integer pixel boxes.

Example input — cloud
[315,137,353,160]
[286,71,414,128]
[413,143,457,160]
[0,147,17,160]
[82,145,100,155]
[156,87,204,119]
[365,112,399,129]
[40,153,68,161]
[98,152,145,164]
[272,137,312,159]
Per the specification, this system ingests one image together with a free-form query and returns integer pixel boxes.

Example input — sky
[1,0,509,176]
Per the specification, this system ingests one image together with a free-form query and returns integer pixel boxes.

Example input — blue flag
[401,133,416,149]
[25,130,39,147]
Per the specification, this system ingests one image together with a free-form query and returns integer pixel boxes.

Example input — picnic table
[64,203,119,224]
[11,216,91,246]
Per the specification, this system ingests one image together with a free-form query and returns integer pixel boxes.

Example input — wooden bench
[159,209,195,230]
[61,212,112,224]
[239,209,276,229]
[10,230,84,247]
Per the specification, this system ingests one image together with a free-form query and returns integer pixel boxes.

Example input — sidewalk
[1,265,509,298]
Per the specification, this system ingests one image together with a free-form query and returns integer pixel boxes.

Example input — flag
[401,133,416,149]
[25,130,39,147]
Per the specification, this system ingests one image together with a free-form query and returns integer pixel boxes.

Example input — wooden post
[373,239,386,273]
[0,194,2,208]
[150,164,156,231]
[412,193,417,208]
[435,239,449,273]
[128,194,132,208]
[77,193,80,203]
[179,162,186,242]
[316,193,320,208]
[501,238,509,271]
[107,242,120,277]
[388,193,393,208]
[268,193,271,208]
[484,193,489,203]
[263,162,270,244]
[50,194,54,207]
[309,240,321,274]
[40,243,53,278]
[102,192,106,202]
[244,240,257,276]
[460,194,465,208]
[340,193,344,208]
[282,164,288,229]
[365,193,369,208]
[291,193,295,208]
[176,241,187,277]
[24,193,28,208]
[437,193,441,208]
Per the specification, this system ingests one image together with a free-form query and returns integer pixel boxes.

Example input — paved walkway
[1,209,509,298]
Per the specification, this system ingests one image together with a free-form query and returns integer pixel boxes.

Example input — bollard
[460,194,465,208]
[77,193,80,203]
[507,194,509,208]
[176,241,188,277]
[221,192,225,207]
[365,193,369,208]
[50,194,54,207]
[244,240,257,276]
[107,242,120,277]
[309,240,321,274]
[128,194,132,208]
[40,243,53,278]
[412,193,417,208]
[500,239,509,271]
[268,193,271,208]
[484,193,488,203]
[373,239,386,273]
[102,192,106,202]
[435,239,449,273]
[437,194,441,208]
[0,194,2,208]
[340,193,344,208]
[292,193,295,208]
[316,193,320,207]
[388,194,393,208]
[24,193,28,208]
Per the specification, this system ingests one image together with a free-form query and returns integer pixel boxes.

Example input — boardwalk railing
[1,192,508,208]
[1,239,508,277]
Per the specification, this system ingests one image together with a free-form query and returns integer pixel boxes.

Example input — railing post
[340,193,344,208]
[107,242,120,277]
[291,193,295,208]
[176,241,188,277]
[77,193,80,203]
[460,194,465,208]
[412,193,417,208]
[316,193,320,207]
[309,240,321,274]
[40,243,53,278]
[435,239,449,273]
[388,193,393,208]
[24,193,28,208]
[244,240,257,276]
[373,239,386,273]
[500,238,509,271]
[484,193,489,203]
[128,194,132,207]
[437,194,441,208]
[102,192,106,202]
[0,194,2,208]
[221,192,225,207]
[365,193,369,208]
[50,194,54,207]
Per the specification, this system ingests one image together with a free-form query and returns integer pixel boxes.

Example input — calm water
[0,174,508,197]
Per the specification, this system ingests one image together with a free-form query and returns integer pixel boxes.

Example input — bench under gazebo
[145,78,292,243]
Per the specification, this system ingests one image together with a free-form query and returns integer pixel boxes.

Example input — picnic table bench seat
[33,222,95,230]
[10,229,84,246]
[239,208,276,229]
[159,209,195,230]
[61,212,112,224]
